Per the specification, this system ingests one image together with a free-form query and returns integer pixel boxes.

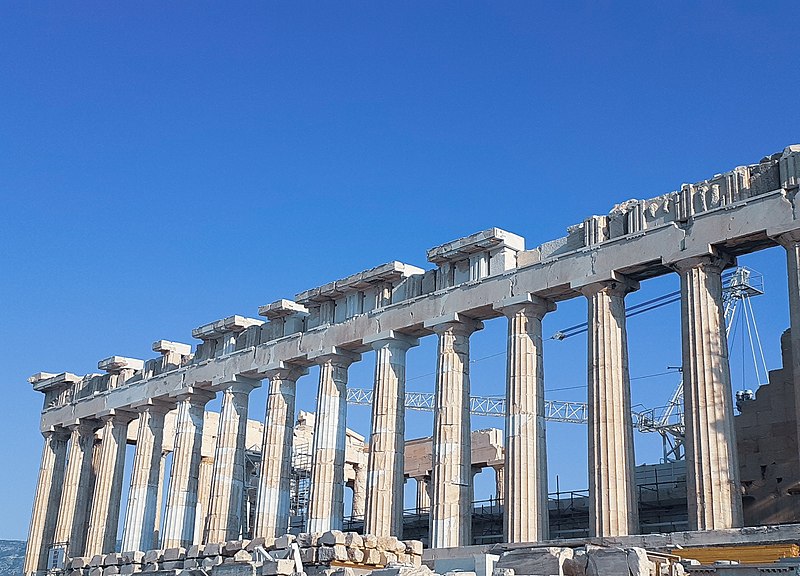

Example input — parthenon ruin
[22,145,800,575]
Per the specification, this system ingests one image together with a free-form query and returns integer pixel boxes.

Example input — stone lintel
[767,224,800,246]
[493,294,556,316]
[307,346,361,365]
[426,228,525,265]
[191,315,264,340]
[423,312,484,334]
[258,299,309,320]
[98,356,145,373]
[295,261,425,304]
[96,407,137,422]
[362,330,419,349]
[29,372,81,392]
[167,386,216,404]
[128,396,176,412]
[152,340,192,356]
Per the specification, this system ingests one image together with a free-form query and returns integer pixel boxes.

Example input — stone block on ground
[563,550,587,576]
[297,533,321,548]
[320,531,346,546]
[224,540,249,556]
[122,551,145,564]
[585,546,630,576]
[71,557,91,569]
[347,547,364,564]
[234,550,254,563]
[160,560,184,570]
[103,553,123,566]
[299,547,317,565]
[403,541,423,556]
[143,550,163,564]
[363,535,378,549]
[102,566,120,575]
[163,548,186,562]
[186,545,204,558]
[344,533,363,548]
[213,562,257,576]
[363,549,380,565]
[203,556,224,569]
[627,548,652,576]
[204,543,222,557]
[183,558,200,569]
[495,547,574,576]
[262,558,297,575]
[377,537,399,552]
[90,556,104,568]
[247,537,267,553]
[119,564,141,575]
[275,534,296,549]
[317,545,348,563]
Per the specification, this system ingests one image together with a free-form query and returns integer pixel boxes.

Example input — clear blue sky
[1,2,799,540]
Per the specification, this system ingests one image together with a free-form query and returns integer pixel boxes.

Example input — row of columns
[27,244,799,574]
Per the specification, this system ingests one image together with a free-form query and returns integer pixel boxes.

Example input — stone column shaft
[194,456,213,545]
[253,365,306,543]
[497,296,554,543]
[204,378,259,543]
[583,279,639,537]
[364,334,417,538]
[23,428,69,576]
[427,316,481,549]
[307,351,358,533]
[53,420,100,558]
[121,403,170,553]
[415,476,431,511]
[778,232,800,471]
[153,451,167,548]
[677,255,743,530]
[85,413,134,556]
[162,390,214,548]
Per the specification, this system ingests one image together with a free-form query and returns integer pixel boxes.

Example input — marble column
[675,255,743,530]
[495,295,554,543]
[252,364,307,544]
[85,411,136,556]
[777,231,800,471]
[194,456,214,545]
[352,463,367,519]
[162,389,215,549]
[493,465,505,504]
[120,402,172,553]
[153,451,167,548]
[23,427,70,576]
[425,315,481,549]
[307,350,359,533]
[415,476,431,511]
[204,377,260,544]
[581,278,639,537]
[53,419,101,558]
[363,333,418,538]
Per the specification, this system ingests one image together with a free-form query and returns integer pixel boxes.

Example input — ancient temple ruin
[22,146,800,575]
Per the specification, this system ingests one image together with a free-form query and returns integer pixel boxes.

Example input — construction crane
[346,266,768,462]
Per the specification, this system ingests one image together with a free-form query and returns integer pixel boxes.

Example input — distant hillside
[0,540,25,576]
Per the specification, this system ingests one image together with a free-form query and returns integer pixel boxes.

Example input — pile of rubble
[61,531,424,576]
[492,545,686,576]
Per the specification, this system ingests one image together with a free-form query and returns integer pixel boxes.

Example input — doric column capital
[97,409,137,426]
[494,294,556,318]
[130,397,175,415]
[263,361,309,382]
[170,387,217,406]
[771,228,800,248]
[578,274,640,298]
[424,313,483,336]
[42,425,71,442]
[210,374,261,394]
[65,417,102,436]
[668,252,735,275]
[363,330,420,351]
[308,347,361,368]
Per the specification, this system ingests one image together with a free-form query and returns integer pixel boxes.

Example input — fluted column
[415,476,431,511]
[252,363,307,544]
[153,451,167,548]
[675,255,743,530]
[194,456,213,545]
[363,332,418,538]
[85,411,136,556]
[581,278,639,537]
[53,419,101,557]
[162,389,215,548]
[777,231,800,469]
[204,377,260,543]
[307,350,359,533]
[23,427,70,576]
[425,314,481,549]
[121,402,172,553]
[495,295,554,543]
